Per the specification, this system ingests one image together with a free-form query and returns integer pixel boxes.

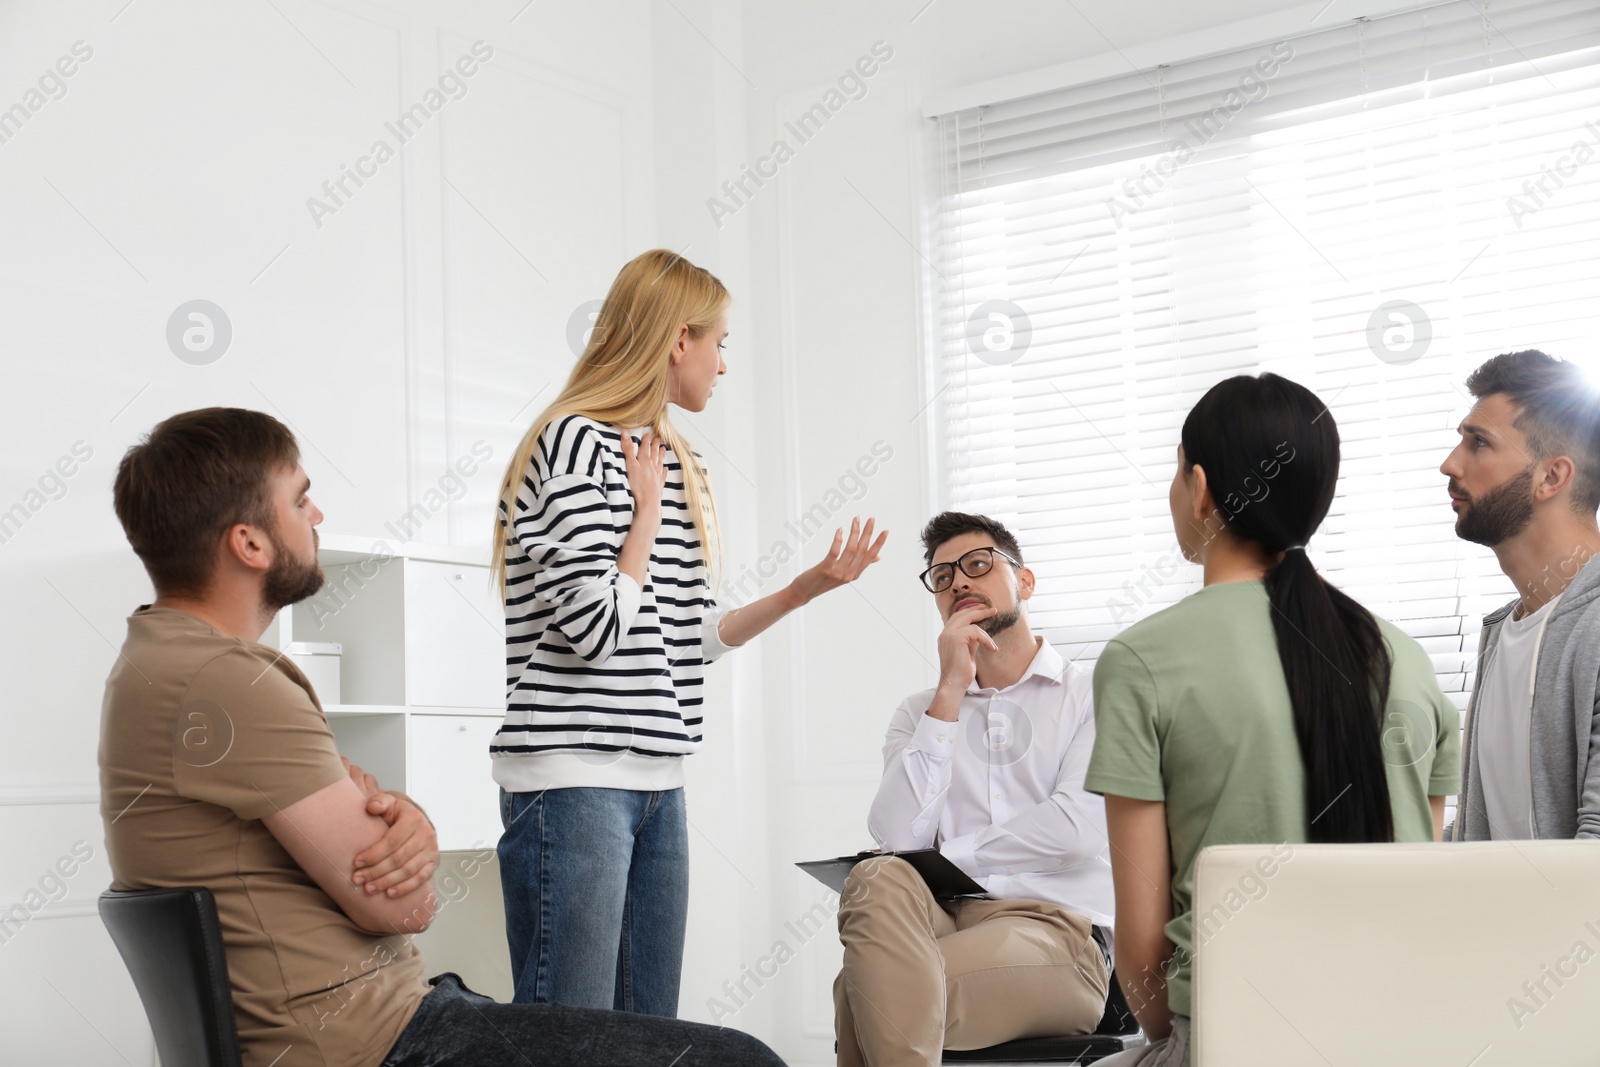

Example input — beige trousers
[833,856,1108,1067]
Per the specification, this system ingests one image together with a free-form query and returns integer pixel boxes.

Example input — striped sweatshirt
[491,414,737,792]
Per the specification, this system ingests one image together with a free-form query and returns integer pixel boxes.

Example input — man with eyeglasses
[831,512,1115,1066]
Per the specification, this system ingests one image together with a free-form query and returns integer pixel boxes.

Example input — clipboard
[795,848,989,900]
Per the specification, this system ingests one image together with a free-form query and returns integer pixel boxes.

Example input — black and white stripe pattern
[492,414,715,770]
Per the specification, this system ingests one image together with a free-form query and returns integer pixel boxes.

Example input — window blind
[929,0,1600,710]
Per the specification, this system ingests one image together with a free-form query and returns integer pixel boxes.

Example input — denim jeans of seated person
[380,973,786,1067]
[1096,1015,1190,1067]
[497,786,689,1014]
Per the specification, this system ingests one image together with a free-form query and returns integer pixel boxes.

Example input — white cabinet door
[404,560,505,709]
[407,714,504,851]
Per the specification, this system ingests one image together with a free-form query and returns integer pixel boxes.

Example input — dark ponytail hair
[1181,374,1394,844]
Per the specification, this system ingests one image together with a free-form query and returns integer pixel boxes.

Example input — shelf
[290,548,505,852]
[313,531,492,569]
[321,711,504,851]
[292,555,503,709]
[323,704,502,719]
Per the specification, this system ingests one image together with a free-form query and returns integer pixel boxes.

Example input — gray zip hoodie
[1452,554,1600,840]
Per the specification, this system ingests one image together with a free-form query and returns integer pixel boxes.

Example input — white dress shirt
[867,638,1115,929]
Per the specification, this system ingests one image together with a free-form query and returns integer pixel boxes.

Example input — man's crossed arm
[262,759,441,936]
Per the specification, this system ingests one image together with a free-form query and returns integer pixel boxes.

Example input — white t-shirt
[1478,592,1562,840]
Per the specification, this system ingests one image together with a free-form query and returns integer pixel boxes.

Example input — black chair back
[98,887,242,1067]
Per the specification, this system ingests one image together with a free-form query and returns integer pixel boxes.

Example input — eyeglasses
[919,546,1021,594]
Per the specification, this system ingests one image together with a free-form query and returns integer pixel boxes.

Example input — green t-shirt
[1084,579,1461,1017]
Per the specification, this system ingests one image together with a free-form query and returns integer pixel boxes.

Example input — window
[929,0,1600,708]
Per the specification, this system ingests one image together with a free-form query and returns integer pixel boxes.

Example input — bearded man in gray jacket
[1441,349,1600,840]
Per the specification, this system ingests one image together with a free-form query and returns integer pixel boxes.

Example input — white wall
[0,1,677,1062]
[0,1,1427,1064]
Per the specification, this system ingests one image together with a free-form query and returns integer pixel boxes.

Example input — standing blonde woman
[491,249,887,1016]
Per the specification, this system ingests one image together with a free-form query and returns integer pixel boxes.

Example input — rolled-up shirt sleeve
[868,699,961,851]
[700,604,742,664]
[614,573,642,637]
[509,450,638,664]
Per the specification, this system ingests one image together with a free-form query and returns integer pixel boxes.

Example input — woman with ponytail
[491,249,887,1015]
[1085,374,1460,1065]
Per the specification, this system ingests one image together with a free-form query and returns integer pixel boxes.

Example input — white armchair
[1190,841,1600,1066]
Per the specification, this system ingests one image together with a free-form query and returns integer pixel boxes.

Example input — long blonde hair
[493,249,728,595]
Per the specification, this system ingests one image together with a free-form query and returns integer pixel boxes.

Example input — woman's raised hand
[620,427,668,522]
[791,517,888,604]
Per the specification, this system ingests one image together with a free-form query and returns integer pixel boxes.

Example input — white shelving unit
[267,534,517,1000]
[268,533,507,853]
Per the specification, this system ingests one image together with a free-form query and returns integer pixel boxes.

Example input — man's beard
[980,605,1021,637]
[1454,466,1536,547]
[262,528,324,611]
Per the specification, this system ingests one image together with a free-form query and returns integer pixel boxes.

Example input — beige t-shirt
[99,606,429,1067]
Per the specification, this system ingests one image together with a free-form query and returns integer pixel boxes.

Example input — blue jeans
[380,973,784,1066]
[497,787,689,1015]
